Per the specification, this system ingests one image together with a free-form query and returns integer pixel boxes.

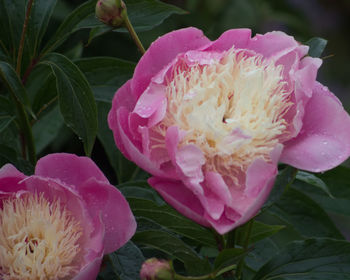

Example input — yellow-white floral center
[0,193,82,280]
[152,48,291,185]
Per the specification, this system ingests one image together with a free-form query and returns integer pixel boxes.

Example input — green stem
[14,100,36,164]
[212,229,225,251]
[123,13,146,54]
[226,229,236,249]
[236,220,254,279]
[16,0,35,75]
[174,264,237,280]
[14,0,36,164]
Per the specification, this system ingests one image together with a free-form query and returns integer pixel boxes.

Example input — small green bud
[140,258,173,280]
[95,0,126,27]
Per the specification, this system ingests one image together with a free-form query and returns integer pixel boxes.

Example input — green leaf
[75,57,135,102]
[294,166,350,239]
[296,170,333,198]
[26,0,58,58]
[133,230,208,274]
[108,241,145,280]
[117,0,186,33]
[76,57,136,181]
[40,53,97,156]
[126,196,216,247]
[0,61,31,110]
[42,0,185,52]
[269,187,344,239]
[249,221,285,244]
[306,37,328,58]
[42,0,98,54]
[32,106,63,154]
[214,248,245,270]
[253,238,350,280]
[263,166,297,209]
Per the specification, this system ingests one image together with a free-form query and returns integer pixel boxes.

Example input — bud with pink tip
[140,258,173,280]
[95,0,126,27]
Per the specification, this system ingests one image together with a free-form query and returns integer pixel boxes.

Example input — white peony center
[0,193,82,280]
[152,48,291,185]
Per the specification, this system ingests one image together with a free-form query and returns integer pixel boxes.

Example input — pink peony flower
[108,27,350,234]
[0,153,136,280]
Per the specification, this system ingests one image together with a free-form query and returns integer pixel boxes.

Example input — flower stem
[123,12,146,54]
[14,0,36,164]
[16,0,34,75]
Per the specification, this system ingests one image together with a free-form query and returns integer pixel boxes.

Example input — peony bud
[140,258,173,280]
[95,0,126,27]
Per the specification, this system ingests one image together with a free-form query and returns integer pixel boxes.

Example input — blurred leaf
[269,187,344,239]
[253,238,350,280]
[0,0,26,62]
[263,166,297,209]
[249,221,285,244]
[0,116,15,133]
[26,0,58,58]
[126,196,216,247]
[0,61,31,111]
[108,241,145,280]
[40,53,97,156]
[32,106,63,154]
[296,170,333,198]
[133,230,209,274]
[306,37,327,58]
[0,144,18,166]
[214,248,245,270]
[119,183,164,204]
[87,26,113,46]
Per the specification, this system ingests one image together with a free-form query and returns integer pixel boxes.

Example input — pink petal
[35,153,109,187]
[203,28,252,51]
[148,177,210,227]
[281,82,350,172]
[72,252,103,280]
[131,27,210,98]
[247,31,299,58]
[78,178,137,253]
[0,164,26,193]
[116,107,176,178]
[133,83,167,119]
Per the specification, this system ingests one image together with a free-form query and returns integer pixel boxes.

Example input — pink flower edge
[0,153,136,279]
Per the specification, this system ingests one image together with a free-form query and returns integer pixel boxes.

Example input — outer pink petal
[148,177,210,227]
[35,153,109,187]
[247,31,299,58]
[0,164,26,193]
[78,178,136,253]
[203,28,251,51]
[72,252,103,280]
[131,27,210,98]
[115,107,176,178]
[281,82,350,172]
